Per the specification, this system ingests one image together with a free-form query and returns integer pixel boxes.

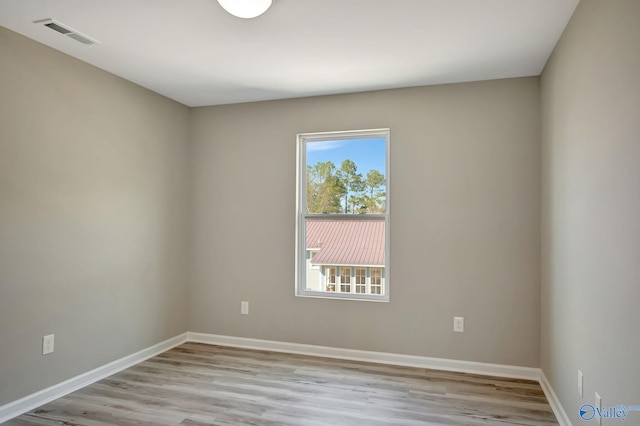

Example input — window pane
[355,268,366,293]
[370,268,382,295]
[305,218,385,295]
[340,267,350,283]
[326,267,336,292]
[340,267,351,292]
[306,138,386,214]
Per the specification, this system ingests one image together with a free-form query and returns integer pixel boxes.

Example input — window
[340,267,351,293]
[326,266,336,292]
[296,129,390,301]
[370,268,383,295]
[355,267,366,293]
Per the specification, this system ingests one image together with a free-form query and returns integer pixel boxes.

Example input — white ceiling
[0,0,580,107]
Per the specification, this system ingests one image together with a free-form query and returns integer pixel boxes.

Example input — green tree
[306,159,385,214]
[364,169,386,213]
[337,159,364,213]
[306,161,343,213]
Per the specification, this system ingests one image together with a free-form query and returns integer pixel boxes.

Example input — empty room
[1,0,638,425]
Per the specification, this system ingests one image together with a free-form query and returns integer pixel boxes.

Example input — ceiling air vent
[33,18,99,46]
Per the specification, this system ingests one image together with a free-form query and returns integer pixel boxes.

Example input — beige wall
[1,16,550,410]
[0,28,191,404]
[4,0,638,418]
[541,0,640,423]
[189,78,541,367]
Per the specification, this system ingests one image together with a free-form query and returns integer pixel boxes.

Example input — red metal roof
[306,219,385,266]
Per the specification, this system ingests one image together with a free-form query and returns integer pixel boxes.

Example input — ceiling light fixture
[217,0,273,19]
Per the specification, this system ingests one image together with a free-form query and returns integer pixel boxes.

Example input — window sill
[295,291,389,302]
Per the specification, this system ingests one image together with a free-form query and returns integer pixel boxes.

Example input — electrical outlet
[453,317,464,333]
[595,392,602,426]
[241,301,249,315]
[42,334,55,355]
[578,370,583,398]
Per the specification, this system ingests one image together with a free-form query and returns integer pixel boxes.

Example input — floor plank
[7,343,558,426]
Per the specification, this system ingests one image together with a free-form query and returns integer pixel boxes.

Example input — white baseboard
[187,332,541,381]
[539,370,573,426]
[2,332,564,425]
[0,333,188,424]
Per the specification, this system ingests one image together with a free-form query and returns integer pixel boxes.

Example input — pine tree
[306,159,385,214]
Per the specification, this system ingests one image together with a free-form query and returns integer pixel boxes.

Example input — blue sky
[306,137,386,176]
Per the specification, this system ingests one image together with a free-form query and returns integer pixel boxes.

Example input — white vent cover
[33,18,99,46]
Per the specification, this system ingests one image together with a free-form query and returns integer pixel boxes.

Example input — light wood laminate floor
[7,342,558,426]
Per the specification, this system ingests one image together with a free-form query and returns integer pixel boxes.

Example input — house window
[296,129,390,301]
[355,268,366,293]
[370,268,383,295]
[326,266,336,292]
[340,267,351,293]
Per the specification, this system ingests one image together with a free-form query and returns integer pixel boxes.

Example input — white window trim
[295,129,390,302]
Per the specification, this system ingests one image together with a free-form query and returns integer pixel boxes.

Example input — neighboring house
[305,219,385,295]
